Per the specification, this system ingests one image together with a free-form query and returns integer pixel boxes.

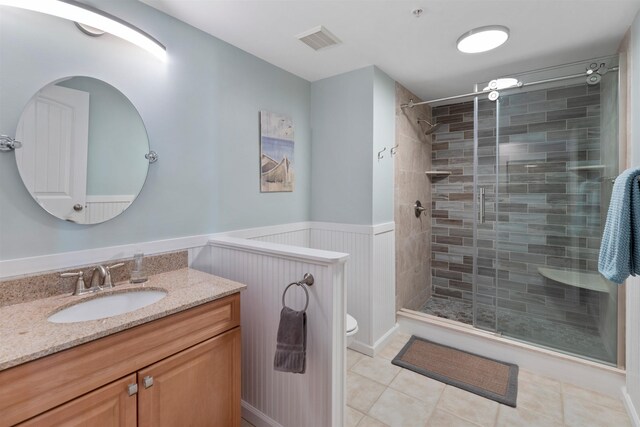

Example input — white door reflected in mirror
[15,76,150,224]
[16,84,90,223]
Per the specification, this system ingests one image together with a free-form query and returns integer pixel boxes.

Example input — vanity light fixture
[0,0,166,61]
[457,25,509,54]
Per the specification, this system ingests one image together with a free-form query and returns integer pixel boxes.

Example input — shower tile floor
[343,333,631,427]
[420,297,613,364]
[420,297,475,324]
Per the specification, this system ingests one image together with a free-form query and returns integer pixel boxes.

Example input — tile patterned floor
[420,298,612,364]
[240,332,629,426]
[346,333,631,427]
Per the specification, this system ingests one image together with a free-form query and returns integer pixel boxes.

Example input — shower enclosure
[404,55,621,366]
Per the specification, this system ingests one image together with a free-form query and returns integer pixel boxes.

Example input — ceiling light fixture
[457,25,509,54]
[0,0,166,61]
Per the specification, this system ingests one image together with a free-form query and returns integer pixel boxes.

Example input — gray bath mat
[391,336,518,407]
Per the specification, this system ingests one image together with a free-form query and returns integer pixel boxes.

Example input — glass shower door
[475,56,620,365]
[472,94,500,333]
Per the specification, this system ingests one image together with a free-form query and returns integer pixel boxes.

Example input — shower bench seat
[537,267,614,293]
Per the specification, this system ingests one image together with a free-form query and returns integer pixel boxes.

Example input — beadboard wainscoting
[84,195,134,224]
[1,220,396,427]
[215,221,398,356]
[372,227,397,344]
[310,222,397,356]
[1,221,396,359]
[208,236,348,427]
[249,229,310,247]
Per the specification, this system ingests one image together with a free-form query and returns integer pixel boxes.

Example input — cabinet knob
[127,383,138,396]
[73,204,83,212]
[143,375,154,388]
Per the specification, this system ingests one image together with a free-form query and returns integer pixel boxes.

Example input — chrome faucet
[88,265,107,292]
[60,262,124,296]
[59,267,103,296]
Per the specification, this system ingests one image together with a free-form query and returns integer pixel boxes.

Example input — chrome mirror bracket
[145,150,159,164]
[0,135,22,152]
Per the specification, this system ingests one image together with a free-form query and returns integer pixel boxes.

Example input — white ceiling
[141,0,640,101]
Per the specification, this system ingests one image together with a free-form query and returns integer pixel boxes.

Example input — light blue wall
[0,0,311,260]
[372,67,395,224]
[310,66,395,225]
[57,77,149,196]
[310,67,375,224]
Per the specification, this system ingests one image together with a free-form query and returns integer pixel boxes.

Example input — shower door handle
[479,188,486,224]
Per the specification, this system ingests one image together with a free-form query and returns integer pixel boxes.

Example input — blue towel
[599,167,640,284]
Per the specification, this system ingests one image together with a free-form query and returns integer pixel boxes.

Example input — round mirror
[15,77,150,224]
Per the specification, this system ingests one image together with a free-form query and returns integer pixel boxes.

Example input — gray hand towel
[274,306,307,374]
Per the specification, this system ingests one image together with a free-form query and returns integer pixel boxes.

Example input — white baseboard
[348,340,375,357]
[241,401,283,427]
[371,323,400,357]
[348,324,400,357]
[623,387,640,427]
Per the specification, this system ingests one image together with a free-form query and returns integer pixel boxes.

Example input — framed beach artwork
[260,110,294,192]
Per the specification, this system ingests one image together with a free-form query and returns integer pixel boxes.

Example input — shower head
[417,119,442,135]
[424,123,442,135]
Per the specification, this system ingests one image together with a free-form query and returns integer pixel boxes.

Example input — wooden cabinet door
[18,374,136,427]
[138,327,241,427]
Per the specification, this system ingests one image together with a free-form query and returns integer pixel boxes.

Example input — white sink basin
[48,290,167,323]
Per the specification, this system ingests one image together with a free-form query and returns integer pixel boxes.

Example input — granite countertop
[0,268,246,371]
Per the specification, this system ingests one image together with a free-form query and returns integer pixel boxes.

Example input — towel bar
[281,273,314,312]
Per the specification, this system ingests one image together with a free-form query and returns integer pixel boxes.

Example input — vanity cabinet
[138,328,241,427]
[1,293,241,427]
[18,374,137,427]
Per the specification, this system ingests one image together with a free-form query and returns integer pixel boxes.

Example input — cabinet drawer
[0,293,240,427]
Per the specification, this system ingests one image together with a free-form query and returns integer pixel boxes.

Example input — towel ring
[282,282,310,312]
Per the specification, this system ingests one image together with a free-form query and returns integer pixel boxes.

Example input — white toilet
[346,314,359,345]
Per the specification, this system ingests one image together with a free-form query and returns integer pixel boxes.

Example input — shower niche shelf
[425,171,452,177]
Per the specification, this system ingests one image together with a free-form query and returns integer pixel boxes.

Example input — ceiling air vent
[296,26,341,51]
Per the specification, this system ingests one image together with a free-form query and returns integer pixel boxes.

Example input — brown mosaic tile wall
[395,83,432,311]
[430,83,608,333]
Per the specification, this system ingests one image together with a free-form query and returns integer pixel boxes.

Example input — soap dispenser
[130,252,148,283]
